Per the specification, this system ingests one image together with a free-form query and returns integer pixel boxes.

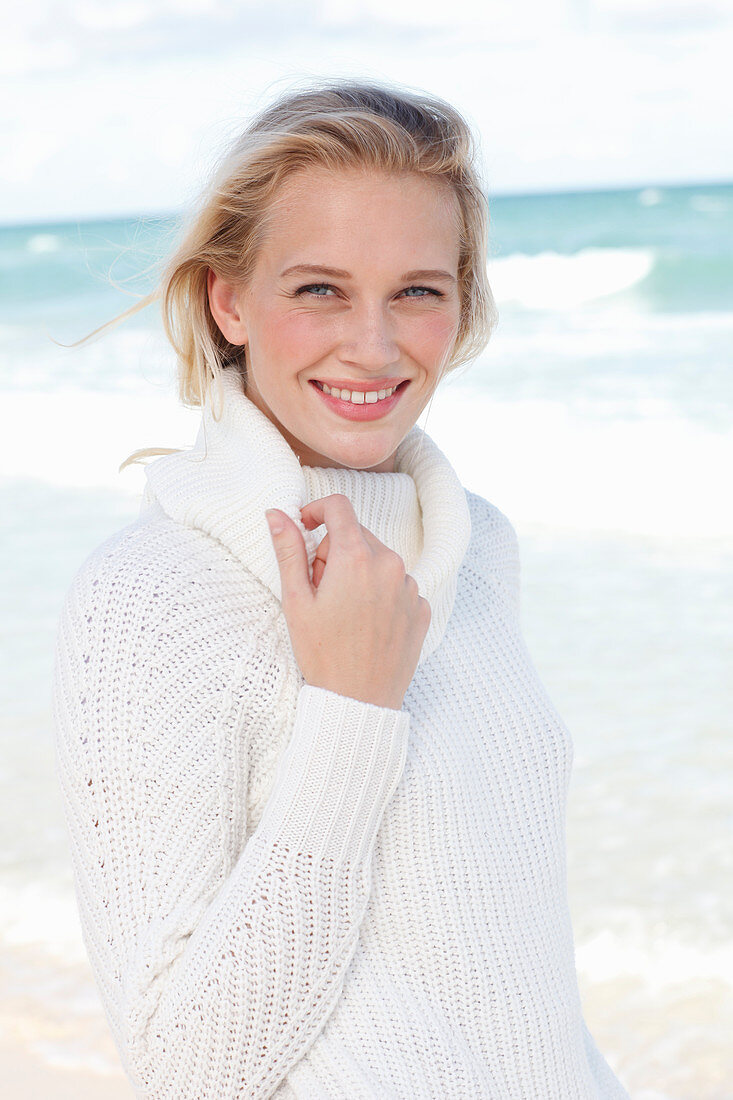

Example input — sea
[1,181,731,1098]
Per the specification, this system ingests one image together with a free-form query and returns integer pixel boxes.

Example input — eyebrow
[279,263,456,283]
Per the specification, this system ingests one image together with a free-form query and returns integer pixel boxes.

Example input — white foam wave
[4,876,731,1013]
[488,247,655,309]
[27,233,62,254]
[486,305,733,361]
[3,388,199,495]
[638,187,663,206]
[690,193,729,215]
[0,880,87,963]
[577,926,733,994]
[423,384,732,540]
[29,1042,122,1077]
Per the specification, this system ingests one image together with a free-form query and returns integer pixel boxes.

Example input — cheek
[267,311,336,360]
[405,312,460,360]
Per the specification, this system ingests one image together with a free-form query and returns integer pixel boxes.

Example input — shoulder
[461,488,522,618]
[64,511,272,624]
[464,488,520,568]
[53,513,294,776]
[55,511,284,692]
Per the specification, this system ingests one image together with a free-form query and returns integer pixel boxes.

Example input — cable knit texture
[52,368,629,1099]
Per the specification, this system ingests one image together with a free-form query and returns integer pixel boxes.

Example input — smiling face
[207,166,462,471]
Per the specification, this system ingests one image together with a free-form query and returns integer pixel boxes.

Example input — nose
[338,302,400,372]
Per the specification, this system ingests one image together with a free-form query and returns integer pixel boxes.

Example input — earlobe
[207,268,248,345]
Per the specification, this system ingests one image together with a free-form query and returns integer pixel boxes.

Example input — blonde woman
[52,80,629,1098]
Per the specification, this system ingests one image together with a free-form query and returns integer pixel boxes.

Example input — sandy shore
[2,967,730,1098]
[2,1040,133,1100]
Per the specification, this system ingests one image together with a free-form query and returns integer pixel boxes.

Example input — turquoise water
[3,181,731,314]
[2,181,732,1096]
[2,183,731,431]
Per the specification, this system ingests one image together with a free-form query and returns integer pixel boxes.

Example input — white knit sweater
[52,369,629,1099]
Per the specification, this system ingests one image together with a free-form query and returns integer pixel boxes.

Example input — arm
[52,534,408,1099]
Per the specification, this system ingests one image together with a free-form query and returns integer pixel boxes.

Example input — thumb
[265,509,312,604]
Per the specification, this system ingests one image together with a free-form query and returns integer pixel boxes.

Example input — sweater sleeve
[52,531,409,1099]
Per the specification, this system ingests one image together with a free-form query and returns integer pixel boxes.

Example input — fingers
[301,494,385,552]
[312,530,329,589]
[265,509,312,605]
[270,494,430,708]
[300,494,365,548]
[297,494,412,596]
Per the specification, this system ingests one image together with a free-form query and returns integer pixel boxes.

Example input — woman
[52,79,630,1098]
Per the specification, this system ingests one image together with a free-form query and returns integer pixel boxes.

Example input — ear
[207,268,248,344]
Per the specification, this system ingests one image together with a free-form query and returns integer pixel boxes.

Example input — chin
[332,442,396,472]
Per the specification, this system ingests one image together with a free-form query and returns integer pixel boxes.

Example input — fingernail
[265,509,284,535]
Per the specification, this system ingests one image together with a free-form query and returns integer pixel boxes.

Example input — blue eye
[402,286,442,298]
[293,283,443,300]
[296,284,333,297]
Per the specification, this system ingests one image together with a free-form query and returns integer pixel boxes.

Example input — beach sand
[2,977,731,1098]
[2,1040,132,1099]
[0,963,133,1100]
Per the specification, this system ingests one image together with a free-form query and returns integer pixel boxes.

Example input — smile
[313,380,400,405]
[309,378,408,421]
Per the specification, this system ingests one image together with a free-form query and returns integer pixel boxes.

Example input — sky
[2,0,733,224]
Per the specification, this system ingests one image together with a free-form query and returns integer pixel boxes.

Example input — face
[208,166,462,472]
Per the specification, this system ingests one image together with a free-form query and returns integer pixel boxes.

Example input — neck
[299,454,398,473]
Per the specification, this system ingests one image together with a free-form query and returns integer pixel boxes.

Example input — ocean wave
[2,874,731,1003]
[488,247,656,309]
[422,385,732,540]
[690,193,729,216]
[4,306,732,389]
[26,233,62,254]
[577,924,733,993]
[3,388,197,493]
[0,880,87,964]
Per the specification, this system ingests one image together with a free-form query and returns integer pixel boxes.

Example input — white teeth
[319,382,399,404]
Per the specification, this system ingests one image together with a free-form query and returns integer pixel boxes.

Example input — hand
[266,494,430,710]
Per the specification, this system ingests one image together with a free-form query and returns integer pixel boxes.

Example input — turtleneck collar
[142,368,471,664]
[301,464,424,577]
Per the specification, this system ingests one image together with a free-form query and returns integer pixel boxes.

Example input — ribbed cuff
[255,684,410,865]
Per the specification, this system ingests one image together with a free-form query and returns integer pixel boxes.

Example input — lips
[309,378,408,421]
[313,380,401,405]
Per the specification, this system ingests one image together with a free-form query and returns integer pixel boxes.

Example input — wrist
[303,675,405,712]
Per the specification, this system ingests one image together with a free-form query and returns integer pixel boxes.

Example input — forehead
[259,165,461,271]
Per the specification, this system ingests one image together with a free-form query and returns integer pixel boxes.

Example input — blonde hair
[104,77,498,468]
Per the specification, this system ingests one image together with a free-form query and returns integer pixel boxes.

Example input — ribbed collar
[143,369,471,663]
[301,464,424,577]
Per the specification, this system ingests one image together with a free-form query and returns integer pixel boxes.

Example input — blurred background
[2,2,732,1097]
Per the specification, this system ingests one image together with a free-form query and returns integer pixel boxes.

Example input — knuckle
[328,492,353,511]
[347,540,372,567]
[381,548,406,576]
[404,572,419,596]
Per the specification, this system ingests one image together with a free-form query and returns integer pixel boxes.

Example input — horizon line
[2,175,731,232]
